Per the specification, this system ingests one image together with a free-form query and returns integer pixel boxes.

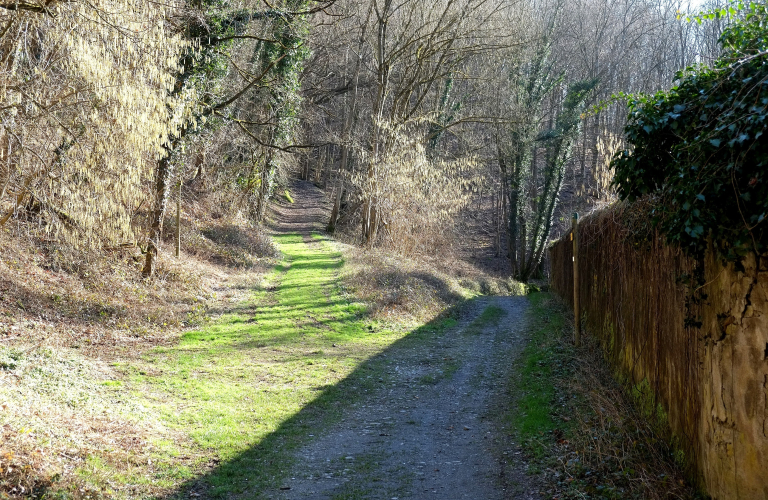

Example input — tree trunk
[327,5,369,232]
[142,153,173,278]
[363,0,390,247]
[323,144,333,188]
[256,156,275,223]
[327,143,348,233]
[175,176,182,258]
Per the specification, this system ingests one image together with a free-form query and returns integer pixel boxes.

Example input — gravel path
[267,180,538,499]
[273,297,537,500]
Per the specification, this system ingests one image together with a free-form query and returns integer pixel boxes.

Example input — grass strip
[120,233,463,498]
[503,293,569,462]
[464,304,505,336]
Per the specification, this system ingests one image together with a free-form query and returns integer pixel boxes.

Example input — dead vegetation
[551,338,697,499]
[0,186,278,498]
[526,295,697,500]
[338,242,525,327]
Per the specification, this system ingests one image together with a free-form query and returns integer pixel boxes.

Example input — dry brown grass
[0,344,182,499]
[537,296,697,500]
[0,187,277,498]
[337,241,524,327]
[552,339,696,499]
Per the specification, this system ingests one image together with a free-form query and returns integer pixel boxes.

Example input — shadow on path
[162,294,534,500]
[155,180,536,499]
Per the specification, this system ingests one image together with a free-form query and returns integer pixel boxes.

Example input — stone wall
[549,204,768,499]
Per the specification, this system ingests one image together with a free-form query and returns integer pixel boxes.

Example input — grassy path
[130,233,422,497]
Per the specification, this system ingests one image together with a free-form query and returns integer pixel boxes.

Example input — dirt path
[262,181,538,499]
[275,295,538,500]
[269,180,332,235]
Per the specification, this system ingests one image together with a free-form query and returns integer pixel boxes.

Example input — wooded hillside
[2,0,765,497]
[0,0,727,279]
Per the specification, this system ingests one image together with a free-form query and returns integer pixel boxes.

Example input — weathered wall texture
[549,203,768,500]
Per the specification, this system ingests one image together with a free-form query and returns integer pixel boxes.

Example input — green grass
[464,304,505,335]
[504,292,573,459]
[121,233,464,498]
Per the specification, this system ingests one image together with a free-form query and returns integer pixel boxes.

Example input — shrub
[611,2,768,261]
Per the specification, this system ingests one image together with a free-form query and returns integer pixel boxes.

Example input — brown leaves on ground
[0,189,277,498]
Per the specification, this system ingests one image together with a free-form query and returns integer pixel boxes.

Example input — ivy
[611,1,768,261]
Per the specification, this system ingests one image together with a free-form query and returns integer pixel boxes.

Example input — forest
[0,0,728,278]
[0,0,765,497]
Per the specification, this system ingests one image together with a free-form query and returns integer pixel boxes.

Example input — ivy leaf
[610,1,768,261]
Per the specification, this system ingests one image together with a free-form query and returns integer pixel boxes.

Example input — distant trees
[141,0,329,277]
[0,0,732,277]
[298,0,727,274]
[303,0,523,253]
[486,0,728,280]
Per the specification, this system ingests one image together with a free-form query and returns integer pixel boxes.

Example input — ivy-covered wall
[550,202,768,499]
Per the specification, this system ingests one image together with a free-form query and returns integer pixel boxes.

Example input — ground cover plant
[502,292,699,499]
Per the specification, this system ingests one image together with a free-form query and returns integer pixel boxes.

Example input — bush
[611,2,768,261]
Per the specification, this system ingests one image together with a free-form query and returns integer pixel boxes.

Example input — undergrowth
[0,187,278,498]
[504,292,699,499]
[338,243,523,328]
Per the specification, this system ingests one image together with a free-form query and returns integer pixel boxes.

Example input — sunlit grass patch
[130,232,437,497]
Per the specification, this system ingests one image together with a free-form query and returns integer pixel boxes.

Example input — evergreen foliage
[611,2,768,260]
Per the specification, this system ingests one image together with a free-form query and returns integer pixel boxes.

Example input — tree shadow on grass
[161,299,477,500]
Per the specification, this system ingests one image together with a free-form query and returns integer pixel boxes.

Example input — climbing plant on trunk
[498,19,596,281]
[142,0,318,277]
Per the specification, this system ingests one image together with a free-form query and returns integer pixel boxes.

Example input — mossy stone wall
[550,204,768,500]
